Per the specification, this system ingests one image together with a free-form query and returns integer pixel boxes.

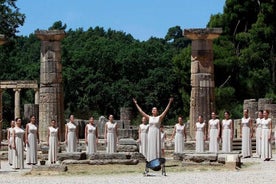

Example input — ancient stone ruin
[183,28,222,138]
[35,30,66,142]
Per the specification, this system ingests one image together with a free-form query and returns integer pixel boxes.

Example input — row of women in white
[7,115,40,169]
[6,104,273,170]
[195,109,273,161]
[6,114,100,169]
[138,109,274,162]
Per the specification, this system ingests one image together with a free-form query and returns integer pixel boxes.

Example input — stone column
[0,89,2,121]
[14,88,21,119]
[0,34,5,142]
[34,88,39,104]
[0,89,2,142]
[36,30,65,142]
[183,28,222,138]
[120,107,132,129]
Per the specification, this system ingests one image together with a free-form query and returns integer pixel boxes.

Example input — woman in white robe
[133,97,173,161]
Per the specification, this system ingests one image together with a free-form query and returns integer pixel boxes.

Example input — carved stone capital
[35,30,65,41]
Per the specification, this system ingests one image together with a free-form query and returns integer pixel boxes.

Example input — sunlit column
[34,88,39,104]
[14,88,21,119]
[183,28,222,139]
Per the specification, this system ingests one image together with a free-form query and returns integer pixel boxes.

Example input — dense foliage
[1,0,276,126]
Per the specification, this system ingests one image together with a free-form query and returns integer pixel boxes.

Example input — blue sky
[17,0,225,41]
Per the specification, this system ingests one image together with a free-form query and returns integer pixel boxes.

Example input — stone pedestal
[36,30,65,142]
[183,28,222,138]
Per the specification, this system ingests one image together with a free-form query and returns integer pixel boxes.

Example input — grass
[60,160,237,176]
[24,159,260,176]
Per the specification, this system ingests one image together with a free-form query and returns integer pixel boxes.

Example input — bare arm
[170,125,176,140]
[115,123,119,143]
[85,125,88,144]
[95,127,98,144]
[231,120,234,139]
[57,128,60,143]
[37,125,40,143]
[204,123,207,140]
[138,126,141,142]
[65,124,68,144]
[7,128,10,141]
[194,123,197,140]
[133,98,150,119]
[250,119,253,138]
[159,98,173,120]
[184,125,187,140]
[269,119,272,140]
[240,120,242,138]
[12,129,16,149]
[208,121,211,139]
[217,120,221,138]
[104,123,107,140]
[25,124,29,145]
[96,127,98,139]
[47,127,50,145]
[76,125,79,143]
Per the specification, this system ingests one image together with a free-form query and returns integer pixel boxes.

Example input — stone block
[223,154,241,169]
[31,164,67,172]
[89,153,128,160]
[184,153,218,163]
[62,159,139,165]
[117,145,138,152]
[57,152,86,161]
[118,138,137,145]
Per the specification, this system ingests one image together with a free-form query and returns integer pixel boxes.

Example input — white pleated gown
[48,127,59,163]
[66,122,77,152]
[261,118,272,160]
[161,131,166,149]
[147,116,161,161]
[12,127,25,169]
[26,123,38,164]
[195,122,205,153]
[86,124,97,154]
[106,121,117,153]
[8,127,14,165]
[139,124,149,157]
[241,117,252,157]
[208,119,219,153]
[174,124,185,153]
[255,118,263,157]
[222,119,232,152]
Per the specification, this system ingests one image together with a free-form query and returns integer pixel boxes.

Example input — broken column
[183,28,222,138]
[35,30,65,141]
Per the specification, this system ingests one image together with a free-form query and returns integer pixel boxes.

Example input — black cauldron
[144,158,166,176]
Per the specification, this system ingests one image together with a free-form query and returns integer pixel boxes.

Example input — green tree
[48,20,67,30]
[0,0,25,38]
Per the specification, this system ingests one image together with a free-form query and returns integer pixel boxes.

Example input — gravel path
[1,154,276,184]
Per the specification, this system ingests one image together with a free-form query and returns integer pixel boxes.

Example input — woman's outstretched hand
[133,98,137,104]
[169,97,174,103]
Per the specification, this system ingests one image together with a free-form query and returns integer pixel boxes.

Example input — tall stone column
[0,34,5,142]
[0,89,2,142]
[183,28,222,138]
[14,88,21,119]
[35,30,65,141]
